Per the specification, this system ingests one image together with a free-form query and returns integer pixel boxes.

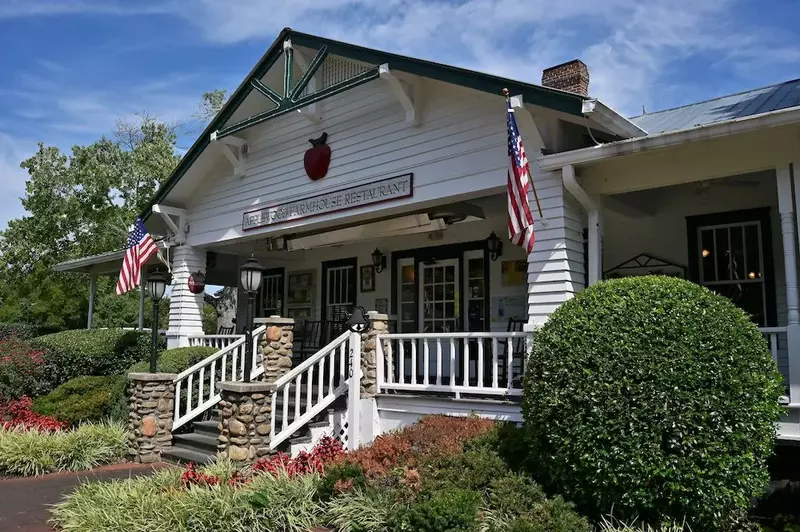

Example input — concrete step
[192,420,220,437]
[162,445,215,466]
[173,432,219,454]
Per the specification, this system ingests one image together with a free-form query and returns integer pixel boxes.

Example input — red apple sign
[304,132,331,181]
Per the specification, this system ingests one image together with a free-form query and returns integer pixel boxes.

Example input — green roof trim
[142,28,585,220]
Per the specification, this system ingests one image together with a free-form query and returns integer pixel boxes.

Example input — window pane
[434,285,444,300]
[434,268,443,283]
[468,258,484,278]
[701,229,715,282]
[444,266,455,283]
[401,265,415,284]
[744,224,762,279]
[424,268,433,284]
[401,285,415,302]
[729,226,745,280]
[715,228,730,281]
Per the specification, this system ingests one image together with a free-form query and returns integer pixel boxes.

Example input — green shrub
[481,474,590,532]
[127,346,216,374]
[0,322,60,341]
[420,447,508,492]
[32,375,127,425]
[391,487,482,532]
[523,276,784,530]
[0,336,54,399]
[463,422,530,474]
[317,461,368,501]
[0,421,128,476]
[33,328,163,387]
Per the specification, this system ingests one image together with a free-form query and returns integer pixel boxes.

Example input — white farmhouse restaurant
[55,28,800,462]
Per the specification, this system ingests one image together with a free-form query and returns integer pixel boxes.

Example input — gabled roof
[630,78,800,134]
[142,28,588,220]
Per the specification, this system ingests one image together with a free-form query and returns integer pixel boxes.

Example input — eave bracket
[379,64,419,125]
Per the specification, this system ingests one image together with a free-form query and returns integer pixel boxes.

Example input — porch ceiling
[575,124,800,196]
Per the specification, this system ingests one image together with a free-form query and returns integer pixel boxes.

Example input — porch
[538,116,800,439]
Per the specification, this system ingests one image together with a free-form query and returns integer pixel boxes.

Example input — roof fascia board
[538,105,800,171]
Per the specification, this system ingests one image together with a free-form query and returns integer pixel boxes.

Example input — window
[687,209,776,327]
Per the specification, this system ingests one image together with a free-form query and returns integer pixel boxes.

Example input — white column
[587,200,604,286]
[778,165,800,325]
[167,245,207,348]
[87,273,96,329]
[783,162,800,405]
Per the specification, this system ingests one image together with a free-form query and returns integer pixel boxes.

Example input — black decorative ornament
[188,271,206,294]
[346,306,371,333]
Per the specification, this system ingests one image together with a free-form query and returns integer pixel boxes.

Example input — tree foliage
[0,89,228,330]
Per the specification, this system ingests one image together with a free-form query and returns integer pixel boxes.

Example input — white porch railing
[188,334,243,351]
[760,326,787,367]
[173,326,266,430]
[270,331,359,450]
[376,331,530,399]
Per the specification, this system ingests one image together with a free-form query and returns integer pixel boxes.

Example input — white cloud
[0,133,31,229]
[161,0,800,116]
[0,0,170,19]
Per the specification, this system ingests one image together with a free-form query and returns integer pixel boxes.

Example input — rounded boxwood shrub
[523,276,784,530]
[0,322,60,341]
[33,329,164,387]
[32,375,127,425]
[127,346,217,374]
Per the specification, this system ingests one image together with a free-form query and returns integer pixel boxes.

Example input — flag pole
[503,88,544,219]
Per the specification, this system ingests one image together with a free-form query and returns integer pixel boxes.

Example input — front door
[687,208,776,326]
[419,259,460,381]
[321,258,357,323]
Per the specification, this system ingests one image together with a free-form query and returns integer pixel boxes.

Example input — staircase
[163,329,358,464]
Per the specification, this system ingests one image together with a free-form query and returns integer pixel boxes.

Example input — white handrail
[269,331,355,450]
[173,326,266,430]
[376,331,531,399]
[760,326,787,367]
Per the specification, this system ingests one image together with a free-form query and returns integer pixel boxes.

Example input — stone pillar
[127,373,176,464]
[361,312,388,398]
[257,316,294,383]
[217,382,275,462]
[167,245,206,348]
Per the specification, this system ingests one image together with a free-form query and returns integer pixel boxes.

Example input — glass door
[419,259,459,382]
[258,269,284,318]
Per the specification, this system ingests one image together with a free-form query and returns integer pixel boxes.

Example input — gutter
[538,105,800,171]
[582,99,647,139]
[561,164,602,285]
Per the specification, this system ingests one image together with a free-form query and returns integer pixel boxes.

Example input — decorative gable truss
[212,38,421,142]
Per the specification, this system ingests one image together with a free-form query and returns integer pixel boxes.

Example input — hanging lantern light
[486,232,503,261]
[371,248,387,273]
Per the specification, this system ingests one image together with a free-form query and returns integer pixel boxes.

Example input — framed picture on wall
[360,265,376,292]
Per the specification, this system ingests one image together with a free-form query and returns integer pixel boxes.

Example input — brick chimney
[541,60,589,97]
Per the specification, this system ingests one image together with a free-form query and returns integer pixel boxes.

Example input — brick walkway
[0,462,167,531]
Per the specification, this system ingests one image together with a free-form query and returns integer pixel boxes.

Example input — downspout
[561,164,602,285]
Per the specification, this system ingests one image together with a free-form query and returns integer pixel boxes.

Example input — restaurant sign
[242,173,413,230]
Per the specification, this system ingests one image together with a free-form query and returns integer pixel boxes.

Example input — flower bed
[51,416,593,532]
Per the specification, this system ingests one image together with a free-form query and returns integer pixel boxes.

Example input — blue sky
[0,0,799,232]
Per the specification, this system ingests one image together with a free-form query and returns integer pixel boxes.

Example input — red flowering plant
[180,462,220,488]
[0,396,66,432]
[0,336,53,399]
[176,436,346,490]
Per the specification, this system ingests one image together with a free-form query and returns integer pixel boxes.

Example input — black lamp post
[146,270,169,373]
[240,256,265,383]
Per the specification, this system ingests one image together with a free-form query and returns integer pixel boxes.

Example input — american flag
[116,218,158,295]
[507,98,537,253]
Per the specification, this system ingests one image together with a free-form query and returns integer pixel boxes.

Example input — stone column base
[217,381,276,462]
[128,373,177,464]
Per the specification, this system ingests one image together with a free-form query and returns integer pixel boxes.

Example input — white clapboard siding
[526,170,585,325]
[185,80,516,247]
[167,245,206,347]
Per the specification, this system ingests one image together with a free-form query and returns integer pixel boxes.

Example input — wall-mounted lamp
[372,248,387,273]
[486,232,503,261]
